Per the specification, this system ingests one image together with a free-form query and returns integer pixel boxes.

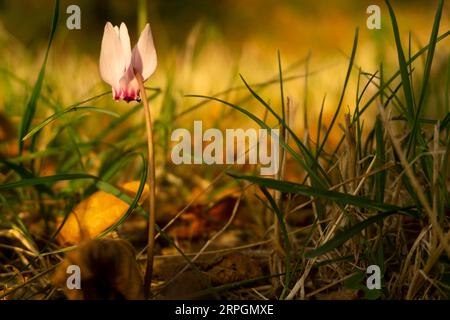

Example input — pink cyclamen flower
[100,22,157,102]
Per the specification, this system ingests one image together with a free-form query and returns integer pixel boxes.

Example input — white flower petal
[119,22,132,65]
[99,22,127,87]
[131,23,157,81]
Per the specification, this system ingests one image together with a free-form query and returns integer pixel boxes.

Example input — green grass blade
[305,212,392,259]
[228,172,418,217]
[93,103,142,141]
[385,0,415,118]
[417,0,443,116]
[22,106,119,141]
[18,0,60,154]
[317,28,358,156]
[446,55,450,112]
[96,153,147,237]
[0,173,96,190]
[441,112,450,132]
[408,0,444,152]
[0,160,53,195]
[98,178,218,297]
[374,117,386,203]
[260,187,291,298]
[315,95,326,158]
[237,75,330,186]
[85,151,143,196]
[359,30,450,116]
[277,50,286,123]
[187,94,327,189]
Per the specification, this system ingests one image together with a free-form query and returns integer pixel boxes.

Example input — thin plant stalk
[135,72,156,299]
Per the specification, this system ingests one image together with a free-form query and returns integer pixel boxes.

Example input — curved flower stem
[135,72,156,299]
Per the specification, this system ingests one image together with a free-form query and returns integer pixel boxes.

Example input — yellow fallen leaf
[56,181,149,245]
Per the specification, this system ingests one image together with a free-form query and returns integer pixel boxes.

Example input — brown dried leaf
[157,252,264,299]
[51,239,144,300]
[159,270,213,300]
[317,288,362,300]
[206,252,263,286]
[168,196,239,239]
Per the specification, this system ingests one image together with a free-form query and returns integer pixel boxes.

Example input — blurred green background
[1,0,447,57]
[0,0,448,151]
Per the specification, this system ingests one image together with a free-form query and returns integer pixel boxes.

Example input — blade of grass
[306,212,392,259]
[386,0,433,183]
[86,151,144,196]
[18,0,59,154]
[0,173,96,190]
[260,187,291,299]
[96,153,147,237]
[278,50,286,123]
[303,51,311,131]
[228,172,418,217]
[187,93,327,189]
[22,106,119,141]
[93,102,143,141]
[315,95,326,158]
[408,0,444,153]
[176,55,318,119]
[237,74,330,186]
[106,183,219,299]
[316,28,358,157]
[385,0,415,117]
[359,30,450,116]
[0,160,53,195]
[374,117,386,203]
